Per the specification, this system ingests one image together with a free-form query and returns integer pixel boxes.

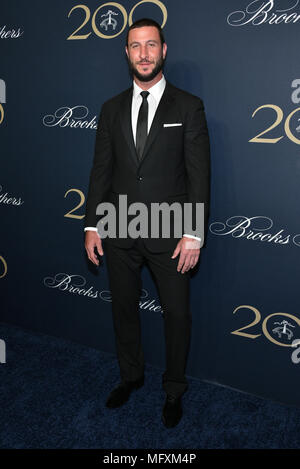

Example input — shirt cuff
[183,234,201,242]
[84,227,100,236]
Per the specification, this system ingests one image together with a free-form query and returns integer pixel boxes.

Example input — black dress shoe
[161,394,183,428]
[105,375,144,408]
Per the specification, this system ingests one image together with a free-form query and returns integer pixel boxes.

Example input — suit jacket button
[137,176,143,181]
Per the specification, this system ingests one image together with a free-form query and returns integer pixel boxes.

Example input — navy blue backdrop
[1,0,300,406]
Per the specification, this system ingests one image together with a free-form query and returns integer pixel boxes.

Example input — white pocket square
[163,123,183,127]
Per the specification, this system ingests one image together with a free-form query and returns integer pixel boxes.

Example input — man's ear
[163,43,167,59]
[125,46,128,58]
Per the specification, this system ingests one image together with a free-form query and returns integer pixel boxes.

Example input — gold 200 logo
[249,105,300,145]
[232,305,300,348]
[249,80,300,145]
[67,0,167,40]
[0,104,4,125]
[0,256,7,279]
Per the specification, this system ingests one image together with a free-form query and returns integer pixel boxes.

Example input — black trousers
[103,237,192,398]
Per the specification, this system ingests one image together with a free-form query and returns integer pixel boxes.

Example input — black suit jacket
[84,80,210,252]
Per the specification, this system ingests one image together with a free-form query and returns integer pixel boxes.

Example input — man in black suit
[84,18,210,428]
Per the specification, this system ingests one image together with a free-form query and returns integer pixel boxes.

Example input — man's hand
[85,231,103,266]
[171,236,201,273]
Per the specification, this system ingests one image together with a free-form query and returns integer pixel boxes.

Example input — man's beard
[127,54,165,82]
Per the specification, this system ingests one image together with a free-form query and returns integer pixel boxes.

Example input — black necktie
[136,91,149,161]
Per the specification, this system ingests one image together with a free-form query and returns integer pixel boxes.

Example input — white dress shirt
[131,74,166,143]
[85,74,200,243]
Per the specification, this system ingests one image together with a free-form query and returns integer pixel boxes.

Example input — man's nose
[139,45,149,59]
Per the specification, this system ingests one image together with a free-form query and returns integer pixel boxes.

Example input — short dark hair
[126,18,165,46]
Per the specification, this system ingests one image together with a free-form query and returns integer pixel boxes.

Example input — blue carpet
[1,322,300,449]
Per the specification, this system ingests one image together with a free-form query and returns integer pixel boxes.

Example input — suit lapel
[119,81,175,168]
[119,86,139,167]
[139,81,174,166]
